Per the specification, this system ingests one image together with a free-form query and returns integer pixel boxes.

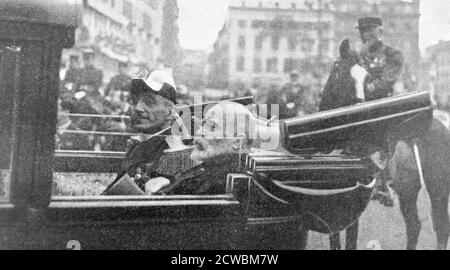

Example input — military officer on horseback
[357,17,404,206]
[320,17,405,206]
[358,17,404,101]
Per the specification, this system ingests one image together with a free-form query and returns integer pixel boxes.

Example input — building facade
[208,0,420,92]
[423,40,450,109]
[62,0,165,83]
[177,49,209,89]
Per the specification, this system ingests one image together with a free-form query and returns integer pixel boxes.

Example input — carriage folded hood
[281,91,433,153]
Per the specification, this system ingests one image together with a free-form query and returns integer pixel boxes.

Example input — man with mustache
[107,69,181,193]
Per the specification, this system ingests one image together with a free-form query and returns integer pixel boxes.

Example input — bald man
[148,102,282,195]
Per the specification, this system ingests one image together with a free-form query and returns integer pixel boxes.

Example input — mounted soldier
[319,17,405,206]
[358,17,404,101]
[357,17,405,206]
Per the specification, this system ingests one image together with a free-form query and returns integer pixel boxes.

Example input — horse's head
[333,39,368,101]
[338,39,360,68]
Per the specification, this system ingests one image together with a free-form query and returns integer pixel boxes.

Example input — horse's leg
[345,221,359,250]
[427,183,450,250]
[397,185,421,250]
[329,233,341,250]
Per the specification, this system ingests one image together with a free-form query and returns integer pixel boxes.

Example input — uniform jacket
[360,41,404,101]
[122,135,169,178]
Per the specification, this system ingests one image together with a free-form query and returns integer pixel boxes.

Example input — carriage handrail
[55,150,125,158]
[60,113,131,120]
[57,130,144,137]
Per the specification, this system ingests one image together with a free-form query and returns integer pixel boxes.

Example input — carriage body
[240,151,375,235]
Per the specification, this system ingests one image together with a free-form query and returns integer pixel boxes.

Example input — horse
[321,39,450,250]
[389,120,450,250]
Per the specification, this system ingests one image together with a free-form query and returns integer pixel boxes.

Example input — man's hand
[145,177,171,195]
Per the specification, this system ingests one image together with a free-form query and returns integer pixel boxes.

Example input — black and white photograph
[0,0,449,252]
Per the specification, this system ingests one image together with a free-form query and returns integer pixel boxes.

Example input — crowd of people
[57,50,137,152]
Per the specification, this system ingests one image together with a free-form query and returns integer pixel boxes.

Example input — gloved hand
[145,177,171,195]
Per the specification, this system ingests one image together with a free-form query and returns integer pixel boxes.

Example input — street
[308,187,449,250]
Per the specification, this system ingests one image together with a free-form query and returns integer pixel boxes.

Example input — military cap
[357,17,383,30]
[131,69,178,104]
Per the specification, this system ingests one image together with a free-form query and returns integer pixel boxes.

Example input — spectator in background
[229,81,253,99]
[266,70,309,120]
[105,61,132,114]
[63,55,81,91]
[78,49,104,97]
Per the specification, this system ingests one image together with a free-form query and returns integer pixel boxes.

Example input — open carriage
[0,0,434,249]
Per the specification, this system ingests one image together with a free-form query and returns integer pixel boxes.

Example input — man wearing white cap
[111,69,181,191]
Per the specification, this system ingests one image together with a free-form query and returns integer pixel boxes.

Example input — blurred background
[55,0,450,154]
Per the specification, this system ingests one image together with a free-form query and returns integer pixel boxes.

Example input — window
[238,36,246,50]
[236,56,245,72]
[143,13,152,32]
[123,1,133,20]
[404,23,412,31]
[319,39,330,53]
[288,36,297,52]
[271,35,280,50]
[266,57,278,73]
[284,58,300,74]
[238,20,247,28]
[252,20,267,29]
[148,0,159,9]
[254,36,263,51]
[253,58,262,73]
[301,39,315,53]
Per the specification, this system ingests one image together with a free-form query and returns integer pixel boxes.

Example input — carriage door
[0,43,27,248]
